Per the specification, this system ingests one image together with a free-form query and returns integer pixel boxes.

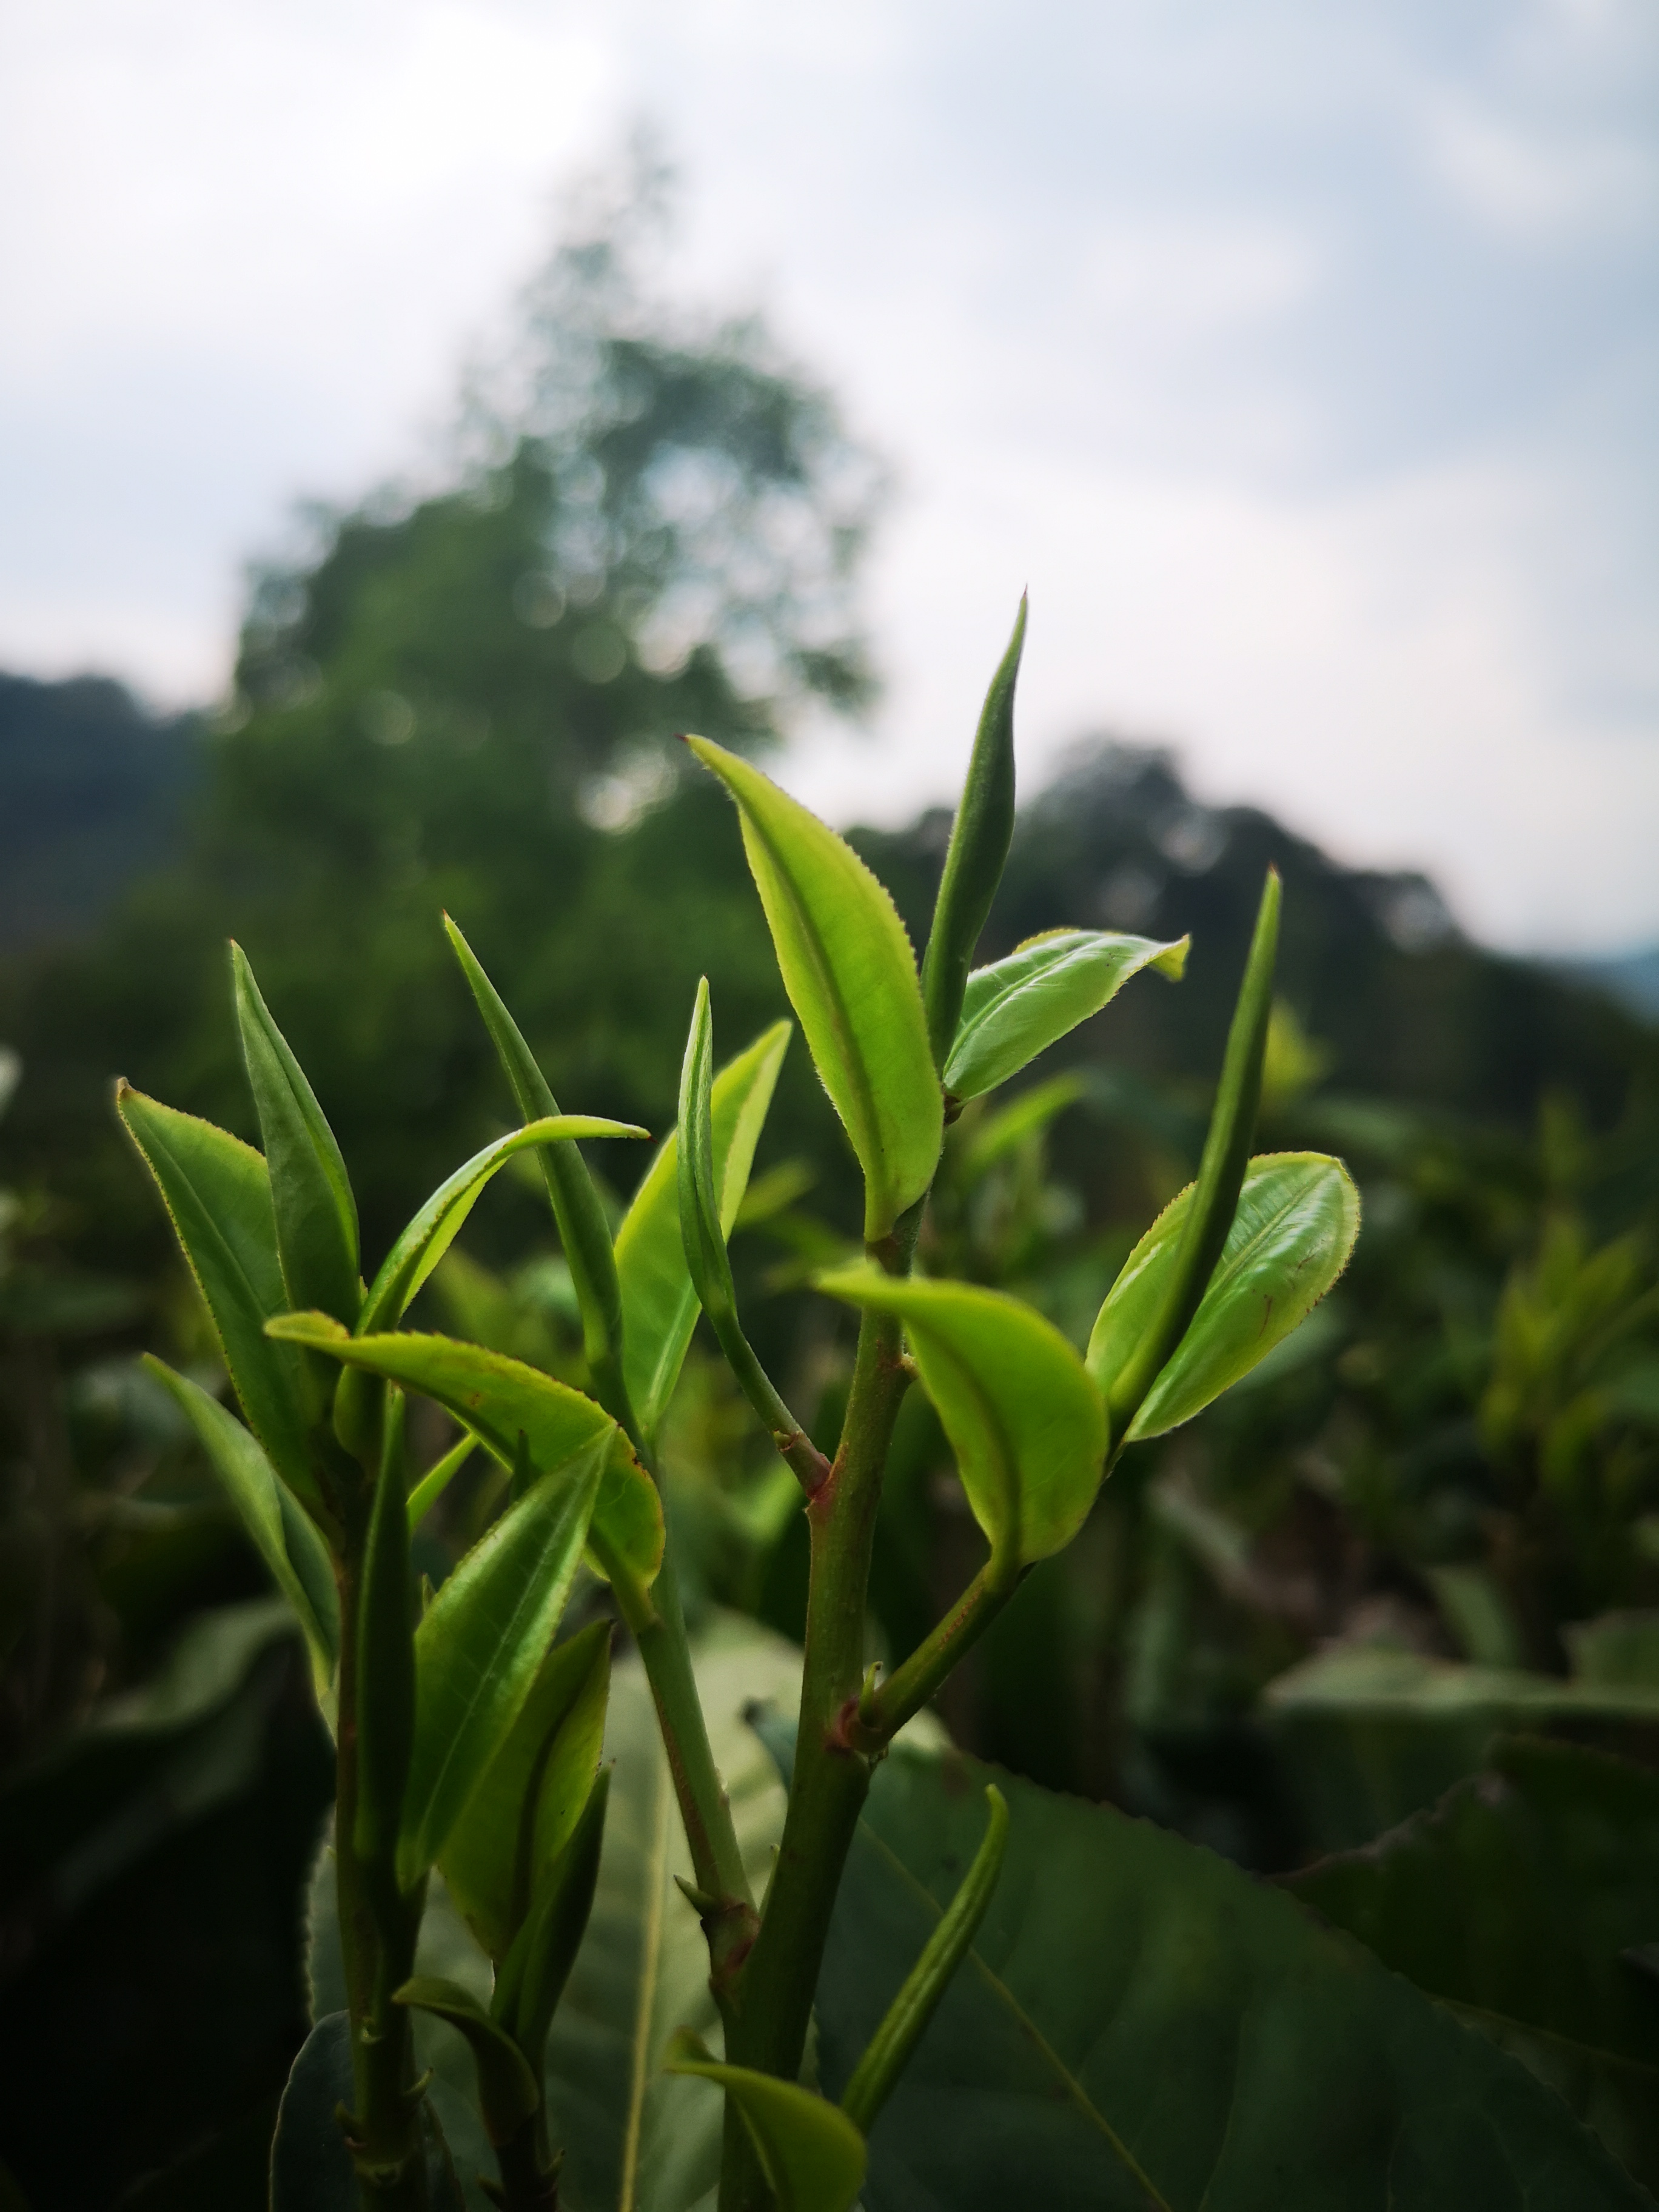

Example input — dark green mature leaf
[443,916,635,1424]
[231,942,360,1326]
[270,2012,464,2212]
[944,930,1188,1103]
[1099,870,1280,1443]
[359,1115,646,1336]
[355,1389,415,1872]
[1088,1151,1360,1441]
[667,2031,867,2212]
[615,1014,790,1439]
[920,597,1025,1070]
[268,1322,664,1592]
[813,1742,1648,2211]
[394,1979,541,2145]
[117,1084,318,1509]
[440,1620,610,1962]
[687,735,942,1241]
[816,1270,1107,1566]
[400,1443,605,1888]
[1289,1737,1659,2191]
[141,1356,337,1676]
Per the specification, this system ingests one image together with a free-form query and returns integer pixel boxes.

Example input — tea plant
[119,606,1644,2211]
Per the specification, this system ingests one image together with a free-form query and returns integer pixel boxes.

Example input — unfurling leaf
[1098,868,1280,1441]
[117,1084,317,1510]
[231,943,361,1326]
[920,597,1025,1069]
[443,916,635,1425]
[492,1766,611,2070]
[400,1443,605,1888]
[392,1979,540,2145]
[440,1620,611,1962]
[666,2031,866,2212]
[944,928,1188,1102]
[359,1114,646,1337]
[141,1355,337,1675]
[268,1322,665,1595]
[815,1272,1106,1566]
[616,1014,791,1439]
[686,736,941,1241]
[840,1784,1008,2133]
[1088,1151,1359,1440]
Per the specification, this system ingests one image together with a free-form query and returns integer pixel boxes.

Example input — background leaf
[687,736,940,1241]
[943,930,1187,1102]
[269,2012,464,2212]
[817,1270,1106,1566]
[812,1741,1649,2211]
[616,1019,791,1438]
[1088,1152,1359,1441]
[1289,1735,1659,2191]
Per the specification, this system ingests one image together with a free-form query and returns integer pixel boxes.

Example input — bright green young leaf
[666,2031,866,2212]
[812,1740,1648,2212]
[816,1270,1107,1566]
[406,1433,475,1533]
[440,1619,610,1962]
[267,1322,665,1594]
[140,1355,337,1675]
[116,1083,317,1509]
[392,1978,541,2146]
[400,1442,605,1889]
[677,979,734,1335]
[359,1114,646,1336]
[230,942,361,1326]
[686,735,942,1241]
[1088,1152,1360,1441]
[1100,870,1281,1441]
[492,1766,611,2070]
[443,916,634,1425]
[944,930,1188,1102]
[615,1015,791,1439]
[920,597,1025,1069]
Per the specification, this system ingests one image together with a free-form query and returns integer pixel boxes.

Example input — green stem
[855,1553,1019,1747]
[719,1212,920,2212]
[334,1531,429,2210]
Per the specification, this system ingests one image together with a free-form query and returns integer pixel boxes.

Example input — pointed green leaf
[840,1783,1008,2133]
[406,1433,475,1533]
[687,735,942,1241]
[666,2031,866,2212]
[231,942,360,1326]
[359,1114,645,1337]
[440,1619,611,1962]
[921,596,1025,1068]
[140,1354,337,1675]
[443,914,634,1422]
[816,1271,1107,1566]
[1088,1151,1359,1441]
[1100,868,1281,1440]
[615,1016,791,1438]
[355,1389,415,1874]
[945,928,1188,1102]
[116,1082,316,1509]
[399,1441,605,1887]
[393,1977,541,2145]
[493,1766,611,2070]
[267,1322,665,1594]
[677,979,734,1334]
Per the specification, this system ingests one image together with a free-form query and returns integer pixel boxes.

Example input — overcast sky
[2,0,1654,952]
